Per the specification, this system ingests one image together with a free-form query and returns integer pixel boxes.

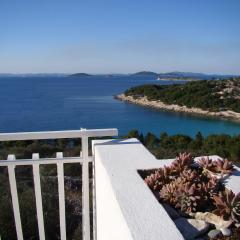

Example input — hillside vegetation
[124,130,240,165]
[125,78,240,112]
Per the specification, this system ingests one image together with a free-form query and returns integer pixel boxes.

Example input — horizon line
[0,71,239,76]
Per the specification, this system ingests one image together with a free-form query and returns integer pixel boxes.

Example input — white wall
[93,139,184,240]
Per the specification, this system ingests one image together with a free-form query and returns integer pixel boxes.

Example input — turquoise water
[0,75,240,137]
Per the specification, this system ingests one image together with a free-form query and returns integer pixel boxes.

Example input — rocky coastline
[115,94,240,122]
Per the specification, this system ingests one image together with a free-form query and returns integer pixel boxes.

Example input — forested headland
[117,78,240,120]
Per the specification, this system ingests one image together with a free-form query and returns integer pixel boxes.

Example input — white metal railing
[0,128,118,240]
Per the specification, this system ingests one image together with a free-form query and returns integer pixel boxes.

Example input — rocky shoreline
[115,94,240,122]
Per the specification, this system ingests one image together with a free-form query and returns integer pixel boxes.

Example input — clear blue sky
[1,0,240,74]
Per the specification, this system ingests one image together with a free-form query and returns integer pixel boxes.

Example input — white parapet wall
[93,138,185,240]
[93,138,240,240]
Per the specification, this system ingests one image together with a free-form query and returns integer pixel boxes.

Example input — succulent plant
[159,178,179,205]
[213,189,240,222]
[198,157,216,172]
[174,182,201,213]
[144,166,172,191]
[160,176,202,213]
[213,158,235,176]
[171,152,193,173]
[143,152,238,219]
[198,176,219,199]
[198,157,234,176]
[179,169,199,184]
[232,193,240,223]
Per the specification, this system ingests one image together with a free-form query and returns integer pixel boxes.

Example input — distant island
[116,78,240,122]
[132,71,158,76]
[69,73,92,77]
[156,72,208,81]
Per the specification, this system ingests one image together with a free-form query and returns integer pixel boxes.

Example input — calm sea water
[0,75,240,137]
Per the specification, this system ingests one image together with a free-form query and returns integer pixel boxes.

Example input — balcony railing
[0,128,118,240]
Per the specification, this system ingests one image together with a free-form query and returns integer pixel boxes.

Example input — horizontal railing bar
[0,128,118,141]
[0,156,93,167]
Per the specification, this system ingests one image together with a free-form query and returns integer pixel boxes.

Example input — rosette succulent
[198,157,234,176]
[180,169,199,184]
[213,189,240,222]
[144,166,172,191]
[171,152,193,173]
[198,157,216,172]
[160,176,202,213]
[199,177,219,199]
[174,182,201,213]
[159,179,179,205]
[213,158,235,176]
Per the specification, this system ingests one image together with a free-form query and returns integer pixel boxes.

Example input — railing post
[32,153,45,240]
[57,152,66,240]
[81,129,90,240]
[7,155,24,240]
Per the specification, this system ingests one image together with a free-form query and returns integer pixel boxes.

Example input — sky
[0,0,240,74]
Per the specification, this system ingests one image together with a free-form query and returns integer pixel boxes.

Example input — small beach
[116,94,240,122]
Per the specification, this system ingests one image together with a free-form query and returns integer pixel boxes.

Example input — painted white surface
[0,128,118,141]
[32,153,45,240]
[224,166,240,194]
[7,155,23,240]
[93,139,184,240]
[94,149,133,240]
[57,152,67,240]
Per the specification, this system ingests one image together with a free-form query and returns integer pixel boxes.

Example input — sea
[0,75,240,137]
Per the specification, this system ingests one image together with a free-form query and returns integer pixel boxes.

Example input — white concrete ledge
[93,139,240,240]
[93,138,184,240]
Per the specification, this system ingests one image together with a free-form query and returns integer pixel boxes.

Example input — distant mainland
[115,78,240,122]
[68,71,238,81]
[131,71,237,81]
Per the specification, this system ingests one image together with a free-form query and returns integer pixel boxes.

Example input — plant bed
[139,153,240,240]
